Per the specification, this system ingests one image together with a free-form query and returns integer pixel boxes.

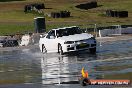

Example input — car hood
[58,33,93,41]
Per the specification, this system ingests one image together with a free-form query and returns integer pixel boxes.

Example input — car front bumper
[62,43,96,53]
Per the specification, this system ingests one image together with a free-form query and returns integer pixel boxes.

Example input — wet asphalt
[0,39,132,88]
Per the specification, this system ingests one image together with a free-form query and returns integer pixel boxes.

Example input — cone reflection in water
[81,67,88,78]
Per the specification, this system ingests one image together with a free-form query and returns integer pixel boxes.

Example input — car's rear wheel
[58,44,63,55]
[42,44,47,53]
[89,47,96,54]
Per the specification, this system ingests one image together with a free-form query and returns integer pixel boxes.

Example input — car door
[44,30,58,52]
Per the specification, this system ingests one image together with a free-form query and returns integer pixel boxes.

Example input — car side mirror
[40,35,43,38]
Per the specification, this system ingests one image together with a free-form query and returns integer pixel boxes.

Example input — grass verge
[0,0,132,35]
[0,24,34,35]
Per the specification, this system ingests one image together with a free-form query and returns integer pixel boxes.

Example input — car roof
[51,26,78,31]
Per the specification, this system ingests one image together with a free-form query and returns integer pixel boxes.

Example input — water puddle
[0,39,131,85]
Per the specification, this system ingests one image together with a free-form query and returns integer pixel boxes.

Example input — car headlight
[64,41,74,44]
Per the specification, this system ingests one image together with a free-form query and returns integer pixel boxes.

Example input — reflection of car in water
[41,55,79,84]
[39,26,96,55]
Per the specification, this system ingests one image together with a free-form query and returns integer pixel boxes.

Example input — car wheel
[42,44,47,53]
[58,44,63,55]
[89,47,96,54]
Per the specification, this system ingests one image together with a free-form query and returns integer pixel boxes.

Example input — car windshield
[56,27,82,37]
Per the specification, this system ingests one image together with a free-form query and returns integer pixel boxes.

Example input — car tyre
[58,44,63,55]
[42,44,47,53]
[89,47,96,54]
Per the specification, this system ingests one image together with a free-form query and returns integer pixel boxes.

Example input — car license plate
[79,43,87,47]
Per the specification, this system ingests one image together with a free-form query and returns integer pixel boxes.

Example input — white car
[39,26,96,55]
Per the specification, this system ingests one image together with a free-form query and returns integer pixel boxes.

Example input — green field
[0,0,132,35]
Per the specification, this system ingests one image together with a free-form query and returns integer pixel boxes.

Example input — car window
[46,30,55,39]
[56,29,67,37]
[56,27,82,37]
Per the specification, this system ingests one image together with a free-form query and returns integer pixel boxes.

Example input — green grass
[0,23,84,35]
[0,22,88,36]
[0,24,34,35]
[0,10,44,22]
[0,0,132,35]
